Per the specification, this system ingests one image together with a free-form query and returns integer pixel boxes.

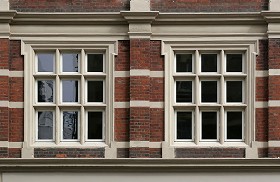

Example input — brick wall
[151,0,268,12]
[10,0,130,12]
[34,148,105,158]
[175,148,245,158]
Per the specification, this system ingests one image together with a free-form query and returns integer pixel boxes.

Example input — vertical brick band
[268,39,280,157]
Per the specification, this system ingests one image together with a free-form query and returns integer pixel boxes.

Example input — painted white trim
[115,71,164,77]
[255,70,268,77]
[8,142,23,148]
[252,141,268,148]
[130,69,150,76]
[130,101,150,107]
[115,102,164,108]
[268,100,280,107]
[0,101,9,107]
[115,102,130,108]
[150,102,164,108]
[269,141,280,147]
[114,142,129,148]
[115,71,129,77]
[9,71,24,77]
[0,142,23,148]
[9,102,24,108]
[114,142,162,148]
[0,70,24,77]
[269,69,280,76]
[0,141,8,147]
[255,101,268,108]
[130,141,149,148]
[0,70,9,76]
[150,71,164,77]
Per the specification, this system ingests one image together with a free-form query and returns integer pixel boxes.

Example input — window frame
[164,41,255,147]
[24,41,115,148]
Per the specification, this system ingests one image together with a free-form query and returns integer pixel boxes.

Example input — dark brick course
[34,148,105,158]
[175,148,245,158]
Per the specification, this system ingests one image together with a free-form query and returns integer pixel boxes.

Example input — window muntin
[173,50,246,144]
[34,50,106,144]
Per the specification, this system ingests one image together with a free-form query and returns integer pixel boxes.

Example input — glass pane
[177,112,192,140]
[227,81,242,102]
[87,54,103,72]
[88,112,103,140]
[176,54,192,72]
[202,112,217,140]
[62,80,78,102]
[201,54,217,72]
[226,54,242,72]
[38,80,54,102]
[88,81,103,102]
[38,111,53,140]
[176,81,192,103]
[62,53,79,72]
[227,112,243,140]
[63,111,78,140]
[201,81,217,102]
[37,53,54,72]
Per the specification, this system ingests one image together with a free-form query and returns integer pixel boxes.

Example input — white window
[25,43,114,148]
[169,46,253,146]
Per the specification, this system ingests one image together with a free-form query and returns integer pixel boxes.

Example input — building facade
[1,0,280,181]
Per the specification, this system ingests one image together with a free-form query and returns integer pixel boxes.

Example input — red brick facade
[0,0,278,159]
[151,0,268,12]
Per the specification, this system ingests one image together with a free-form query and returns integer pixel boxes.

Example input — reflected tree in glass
[63,111,78,140]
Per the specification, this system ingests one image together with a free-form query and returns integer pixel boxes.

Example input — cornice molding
[0,159,280,172]
[155,12,265,25]
[0,11,16,23]
[121,11,159,23]
[12,12,127,25]
[262,11,280,23]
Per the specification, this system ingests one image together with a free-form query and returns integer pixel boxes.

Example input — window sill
[172,141,248,148]
[32,141,108,148]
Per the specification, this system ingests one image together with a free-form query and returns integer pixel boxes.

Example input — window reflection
[38,111,53,140]
[38,80,54,102]
[62,53,79,72]
[63,111,78,140]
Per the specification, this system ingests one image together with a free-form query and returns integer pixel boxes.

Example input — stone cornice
[11,12,127,25]
[121,11,159,23]
[155,12,265,25]
[262,11,280,23]
[0,159,280,172]
[0,11,16,23]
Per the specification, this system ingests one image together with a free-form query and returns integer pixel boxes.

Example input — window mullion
[194,50,200,144]
[220,50,225,144]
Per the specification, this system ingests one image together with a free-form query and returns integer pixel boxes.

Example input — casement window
[31,48,111,146]
[172,49,251,145]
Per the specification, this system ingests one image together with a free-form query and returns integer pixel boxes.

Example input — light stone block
[130,0,150,12]
[0,0,9,11]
